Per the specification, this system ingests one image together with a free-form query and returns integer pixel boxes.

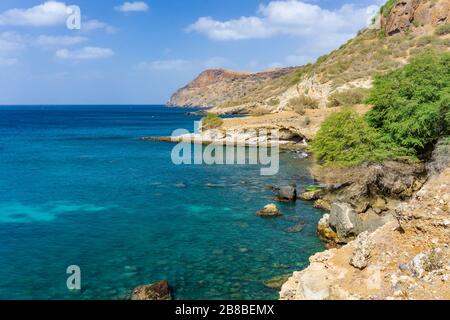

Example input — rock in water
[131,280,171,300]
[256,204,282,217]
[350,231,373,270]
[276,186,297,202]
[286,221,306,233]
[263,274,291,289]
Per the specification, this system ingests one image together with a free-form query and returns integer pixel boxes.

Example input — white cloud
[115,2,149,13]
[82,19,117,33]
[137,59,190,71]
[56,47,114,60]
[35,35,87,47]
[0,1,69,27]
[0,32,26,54]
[187,0,379,41]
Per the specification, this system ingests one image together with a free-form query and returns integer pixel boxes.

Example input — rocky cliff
[280,166,450,300]
[167,68,294,108]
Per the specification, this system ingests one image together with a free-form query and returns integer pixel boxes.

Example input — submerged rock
[263,274,291,289]
[285,221,306,233]
[256,204,282,217]
[131,280,171,300]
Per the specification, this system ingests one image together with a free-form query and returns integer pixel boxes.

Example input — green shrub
[366,52,450,153]
[288,95,319,114]
[380,0,397,17]
[327,88,370,108]
[201,113,224,130]
[311,109,406,167]
[435,23,450,36]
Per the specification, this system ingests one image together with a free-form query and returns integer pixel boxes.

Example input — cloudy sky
[0,0,384,105]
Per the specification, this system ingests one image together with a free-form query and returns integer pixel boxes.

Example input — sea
[0,105,324,300]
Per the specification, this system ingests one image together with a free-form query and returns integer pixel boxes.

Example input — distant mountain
[168,0,449,114]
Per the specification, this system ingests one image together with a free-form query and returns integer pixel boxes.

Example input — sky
[0,0,385,105]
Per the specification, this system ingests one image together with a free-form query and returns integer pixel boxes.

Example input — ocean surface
[0,105,324,300]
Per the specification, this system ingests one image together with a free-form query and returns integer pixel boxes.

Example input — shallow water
[0,105,324,300]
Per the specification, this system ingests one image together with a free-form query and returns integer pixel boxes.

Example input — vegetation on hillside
[327,88,370,108]
[311,109,406,167]
[366,52,450,153]
[312,52,449,167]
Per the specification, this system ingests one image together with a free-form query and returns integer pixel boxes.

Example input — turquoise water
[0,105,324,300]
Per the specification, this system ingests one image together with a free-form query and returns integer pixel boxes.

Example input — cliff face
[167,68,293,108]
[280,167,450,300]
[381,0,449,36]
[167,0,449,114]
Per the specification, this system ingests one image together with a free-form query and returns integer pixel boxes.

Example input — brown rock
[131,280,171,300]
[257,204,282,217]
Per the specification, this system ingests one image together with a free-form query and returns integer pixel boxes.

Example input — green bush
[311,109,406,167]
[327,88,370,108]
[366,52,450,153]
[435,23,450,36]
[201,113,224,130]
[288,95,319,114]
[380,0,397,17]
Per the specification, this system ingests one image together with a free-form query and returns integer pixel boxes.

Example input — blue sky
[0,0,384,105]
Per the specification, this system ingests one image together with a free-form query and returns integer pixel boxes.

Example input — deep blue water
[0,105,324,300]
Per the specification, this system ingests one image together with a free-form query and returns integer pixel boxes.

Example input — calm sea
[0,105,324,299]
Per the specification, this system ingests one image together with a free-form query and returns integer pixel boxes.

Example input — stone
[131,280,171,300]
[409,253,427,278]
[276,186,297,202]
[329,203,363,243]
[299,189,322,201]
[317,214,339,244]
[350,231,373,270]
[256,204,282,217]
[372,197,387,214]
[313,199,332,212]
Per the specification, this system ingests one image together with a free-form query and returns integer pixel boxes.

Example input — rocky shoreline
[280,166,449,300]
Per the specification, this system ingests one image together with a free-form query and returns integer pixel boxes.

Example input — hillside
[167,68,294,108]
[168,0,449,115]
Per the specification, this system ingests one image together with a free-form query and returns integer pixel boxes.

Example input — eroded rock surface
[281,168,450,300]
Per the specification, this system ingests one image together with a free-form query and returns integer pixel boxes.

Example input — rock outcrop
[131,280,172,300]
[381,0,450,36]
[280,167,450,300]
[256,204,282,217]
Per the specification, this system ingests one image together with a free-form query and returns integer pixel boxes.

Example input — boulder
[276,186,297,202]
[263,274,291,289]
[285,221,306,233]
[317,214,339,244]
[329,203,363,243]
[256,204,282,217]
[131,280,171,300]
[350,231,373,270]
